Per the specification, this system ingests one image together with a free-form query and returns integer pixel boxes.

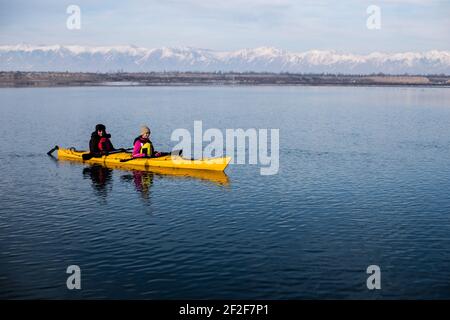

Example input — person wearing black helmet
[89,124,115,154]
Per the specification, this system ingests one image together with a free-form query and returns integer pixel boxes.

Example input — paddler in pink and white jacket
[132,126,163,158]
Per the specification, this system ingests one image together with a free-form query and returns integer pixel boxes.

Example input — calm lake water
[1,86,450,299]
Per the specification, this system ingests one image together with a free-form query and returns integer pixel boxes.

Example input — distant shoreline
[1,71,449,88]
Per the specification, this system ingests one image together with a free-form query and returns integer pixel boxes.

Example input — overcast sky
[0,0,448,53]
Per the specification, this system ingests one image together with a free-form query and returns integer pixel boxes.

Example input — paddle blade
[171,149,183,156]
[47,145,59,156]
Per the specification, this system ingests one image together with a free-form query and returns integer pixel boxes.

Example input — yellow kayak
[56,147,231,172]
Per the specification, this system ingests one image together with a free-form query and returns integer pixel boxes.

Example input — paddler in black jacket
[89,124,115,154]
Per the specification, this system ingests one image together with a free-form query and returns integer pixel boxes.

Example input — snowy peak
[0,44,449,74]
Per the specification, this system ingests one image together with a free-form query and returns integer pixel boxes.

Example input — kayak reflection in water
[82,165,113,199]
[121,170,154,201]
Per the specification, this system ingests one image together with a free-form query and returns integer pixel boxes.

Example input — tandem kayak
[53,147,231,172]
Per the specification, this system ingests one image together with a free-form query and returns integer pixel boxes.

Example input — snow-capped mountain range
[1,44,449,74]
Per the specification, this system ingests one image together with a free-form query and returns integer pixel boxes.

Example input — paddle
[82,148,133,161]
[120,156,151,163]
[119,150,182,162]
[47,145,59,156]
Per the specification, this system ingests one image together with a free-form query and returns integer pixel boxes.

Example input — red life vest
[98,137,113,151]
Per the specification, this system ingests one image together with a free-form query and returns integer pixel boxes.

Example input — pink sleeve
[132,141,144,157]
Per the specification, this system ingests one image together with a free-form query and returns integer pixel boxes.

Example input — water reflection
[78,161,229,202]
[58,156,230,189]
[82,165,113,199]
[121,171,154,201]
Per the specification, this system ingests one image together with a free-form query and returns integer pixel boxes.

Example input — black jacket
[89,132,114,153]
